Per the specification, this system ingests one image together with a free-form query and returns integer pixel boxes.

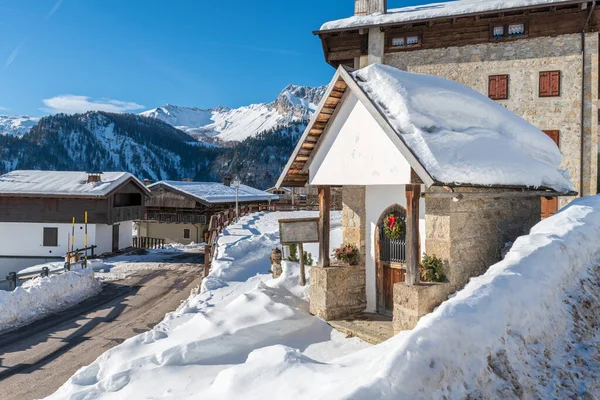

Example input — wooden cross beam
[405,184,421,285]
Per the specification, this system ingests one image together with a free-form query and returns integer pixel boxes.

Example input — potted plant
[332,243,360,265]
[384,213,404,240]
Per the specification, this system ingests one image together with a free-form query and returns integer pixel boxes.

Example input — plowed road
[0,251,204,400]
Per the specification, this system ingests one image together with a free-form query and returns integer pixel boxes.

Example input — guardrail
[0,259,93,291]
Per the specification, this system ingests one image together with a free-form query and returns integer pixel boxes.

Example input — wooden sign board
[279,218,319,245]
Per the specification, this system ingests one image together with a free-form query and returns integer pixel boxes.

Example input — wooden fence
[133,237,166,249]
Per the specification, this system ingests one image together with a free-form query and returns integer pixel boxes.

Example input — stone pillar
[355,0,386,15]
[342,186,366,255]
[582,32,599,197]
[309,185,367,321]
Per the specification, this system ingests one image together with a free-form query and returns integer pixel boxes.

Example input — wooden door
[541,130,560,219]
[112,224,120,253]
[375,229,406,315]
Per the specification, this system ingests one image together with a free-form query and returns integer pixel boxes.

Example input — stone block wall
[310,264,367,320]
[384,33,599,202]
[342,186,367,255]
[393,282,453,333]
[424,188,541,292]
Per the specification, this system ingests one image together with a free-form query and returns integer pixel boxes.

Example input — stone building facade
[318,0,600,207]
[384,34,599,205]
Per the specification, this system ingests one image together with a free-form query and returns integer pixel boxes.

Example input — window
[488,75,509,100]
[388,33,421,51]
[183,228,191,240]
[43,227,58,247]
[491,23,527,40]
[114,193,142,207]
[539,71,561,97]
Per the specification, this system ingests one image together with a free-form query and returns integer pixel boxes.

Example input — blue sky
[0,0,425,116]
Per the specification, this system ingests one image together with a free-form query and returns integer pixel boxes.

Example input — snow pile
[141,85,326,143]
[150,181,278,204]
[351,64,573,192]
[0,269,101,333]
[321,0,570,31]
[47,211,364,399]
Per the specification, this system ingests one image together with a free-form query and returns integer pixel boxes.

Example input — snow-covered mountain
[0,115,40,137]
[140,84,326,143]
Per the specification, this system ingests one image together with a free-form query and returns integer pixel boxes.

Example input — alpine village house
[277,0,584,333]
[0,170,150,261]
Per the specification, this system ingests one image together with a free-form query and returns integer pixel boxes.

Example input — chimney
[87,172,103,184]
[142,179,153,186]
[223,176,232,187]
[355,0,386,15]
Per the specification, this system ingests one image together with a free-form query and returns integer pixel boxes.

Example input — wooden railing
[146,212,208,225]
[133,237,166,249]
[112,206,144,224]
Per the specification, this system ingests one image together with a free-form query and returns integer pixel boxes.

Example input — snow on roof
[150,181,278,204]
[320,0,577,31]
[350,64,573,192]
[0,170,144,198]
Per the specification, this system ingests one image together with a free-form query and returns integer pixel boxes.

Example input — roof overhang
[276,65,435,188]
[313,0,590,35]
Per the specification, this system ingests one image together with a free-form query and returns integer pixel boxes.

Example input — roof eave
[313,0,589,35]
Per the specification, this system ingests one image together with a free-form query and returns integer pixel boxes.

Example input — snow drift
[47,199,600,398]
[0,269,101,334]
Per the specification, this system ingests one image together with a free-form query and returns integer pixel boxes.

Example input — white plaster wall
[119,221,134,250]
[310,94,413,186]
[0,222,99,258]
[364,185,426,312]
[95,224,113,255]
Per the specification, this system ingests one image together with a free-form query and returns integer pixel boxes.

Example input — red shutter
[542,130,560,147]
[489,75,509,100]
[540,71,560,97]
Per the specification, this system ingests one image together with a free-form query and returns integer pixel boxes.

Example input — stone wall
[342,186,367,255]
[310,264,367,320]
[424,188,541,292]
[383,33,599,202]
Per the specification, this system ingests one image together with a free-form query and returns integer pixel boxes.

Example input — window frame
[43,227,59,247]
[539,70,561,98]
[488,74,510,100]
[387,32,422,52]
[489,22,528,41]
[183,228,191,240]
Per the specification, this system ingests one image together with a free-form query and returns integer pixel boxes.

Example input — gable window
[43,227,58,247]
[388,32,421,51]
[539,71,561,97]
[183,228,191,240]
[491,23,527,40]
[488,75,509,100]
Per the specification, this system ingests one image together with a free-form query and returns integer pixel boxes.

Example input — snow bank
[47,211,364,399]
[320,0,570,31]
[352,64,573,192]
[0,269,101,333]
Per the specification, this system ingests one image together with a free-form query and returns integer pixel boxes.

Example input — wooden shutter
[489,75,509,100]
[43,227,58,247]
[540,130,560,219]
[539,71,560,97]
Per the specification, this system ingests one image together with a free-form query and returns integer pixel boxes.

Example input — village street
[0,250,204,400]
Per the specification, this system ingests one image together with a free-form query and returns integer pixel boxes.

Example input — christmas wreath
[384,213,404,239]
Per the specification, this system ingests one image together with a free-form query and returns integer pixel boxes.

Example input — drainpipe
[581,1,596,197]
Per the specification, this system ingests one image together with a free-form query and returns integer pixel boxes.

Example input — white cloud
[46,0,63,19]
[5,41,24,69]
[41,95,145,114]
[0,106,8,111]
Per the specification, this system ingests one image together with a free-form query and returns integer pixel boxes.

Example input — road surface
[0,251,204,400]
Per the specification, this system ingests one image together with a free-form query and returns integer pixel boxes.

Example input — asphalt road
[0,251,204,400]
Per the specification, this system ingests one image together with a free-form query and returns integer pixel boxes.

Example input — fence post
[64,261,71,272]
[7,272,16,291]
[41,267,49,278]
[204,244,211,277]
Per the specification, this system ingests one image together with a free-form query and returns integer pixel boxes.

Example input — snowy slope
[141,85,326,143]
[0,115,39,137]
[50,196,600,399]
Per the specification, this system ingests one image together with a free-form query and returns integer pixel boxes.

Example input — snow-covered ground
[49,199,600,398]
[0,269,101,334]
